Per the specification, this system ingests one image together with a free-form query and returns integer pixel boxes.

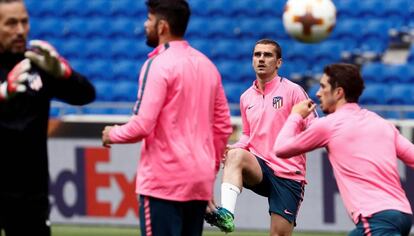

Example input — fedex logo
[49,147,138,218]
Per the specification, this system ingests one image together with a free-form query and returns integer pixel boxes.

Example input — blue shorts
[139,195,207,236]
[245,157,305,225]
[348,210,413,236]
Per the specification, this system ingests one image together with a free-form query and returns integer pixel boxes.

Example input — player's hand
[24,40,72,79]
[291,99,316,118]
[102,125,115,148]
[222,145,233,166]
[0,59,31,100]
[206,198,218,214]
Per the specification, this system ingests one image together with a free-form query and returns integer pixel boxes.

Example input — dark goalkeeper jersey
[0,52,95,195]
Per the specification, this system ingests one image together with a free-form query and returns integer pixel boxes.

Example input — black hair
[324,63,365,103]
[146,0,190,37]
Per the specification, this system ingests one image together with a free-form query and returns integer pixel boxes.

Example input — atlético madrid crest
[273,96,283,109]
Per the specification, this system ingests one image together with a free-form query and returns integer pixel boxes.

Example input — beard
[146,32,159,48]
[145,22,159,48]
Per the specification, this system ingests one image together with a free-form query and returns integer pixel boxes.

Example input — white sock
[221,182,241,215]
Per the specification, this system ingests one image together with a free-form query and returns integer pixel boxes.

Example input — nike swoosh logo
[247,105,255,109]
[284,209,293,215]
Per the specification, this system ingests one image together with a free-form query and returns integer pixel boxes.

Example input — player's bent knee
[226,149,256,167]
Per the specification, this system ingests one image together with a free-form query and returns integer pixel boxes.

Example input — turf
[50,225,348,236]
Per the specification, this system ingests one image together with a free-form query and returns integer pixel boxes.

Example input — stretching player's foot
[205,206,235,233]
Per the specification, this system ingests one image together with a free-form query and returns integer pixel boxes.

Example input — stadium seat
[187,17,208,38]
[385,84,414,105]
[61,0,85,17]
[306,83,320,102]
[358,0,386,18]
[190,39,213,57]
[62,18,86,38]
[85,0,111,17]
[382,64,412,83]
[86,60,113,81]
[334,0,360,17]
[216,61,240,82]
[361,63,386,84]
[59,39,86,59]
[111,40,149,60]
[207,17,237,38]
[110,0,144,16]
[32,18,64,38]
[85,39,110,59]
[112,61,139,81]
[359,83,388,104]
[85,17,110,38]
[93,80,115,101]
[223,81,249,104]
[110,18,138,39]
[112,80,138,102]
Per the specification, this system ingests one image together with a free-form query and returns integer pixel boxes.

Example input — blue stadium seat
[382,64,411,83]
[85,39,110,59]
[361,63,386,84]
[112,40,139,60]
[85,0,111,16]
[31,0,63,17]
[256,0,285,17]
[335,0,360,17]
[190,39,213,57]
[110,0,144,16]
[211,40,242,60]
[223,82,248,104]
[93,80,115,101]
[385,84,414,105]
[112,81,138,101]
[361,20,392,38]
[216,61,239,82]
[207,17,237,38]
[62,18,86,38]
[86,60,112,81]
[61,0,85,17]
[359,83,388,104]
[110,18,138,38]
[358,0,386,18]
[314,41,345,62]
[407,46,414,62]
[112,61,139,81]
[306,83,320,102]
[59,39,86,59]
[31,18,64,38]
[186,17,208,38]
[85,17,110,38]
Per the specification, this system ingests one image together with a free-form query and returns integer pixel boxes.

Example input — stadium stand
[25,0,414,118]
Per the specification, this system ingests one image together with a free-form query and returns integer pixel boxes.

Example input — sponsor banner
[48,119,414,231]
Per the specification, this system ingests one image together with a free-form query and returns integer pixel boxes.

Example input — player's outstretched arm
[25,40,95,105]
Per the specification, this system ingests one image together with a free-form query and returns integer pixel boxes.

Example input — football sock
[221,182,241,215]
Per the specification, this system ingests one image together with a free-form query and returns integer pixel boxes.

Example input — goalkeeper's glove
[25,40,72,79]
[0,59,31,101]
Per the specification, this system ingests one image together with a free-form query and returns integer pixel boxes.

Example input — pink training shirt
[275,103,414,223]
[109,41,232,201]
[231,77,315,182]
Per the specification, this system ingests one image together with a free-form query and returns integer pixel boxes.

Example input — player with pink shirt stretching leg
[275,63,413,236]
[206,39,316,235]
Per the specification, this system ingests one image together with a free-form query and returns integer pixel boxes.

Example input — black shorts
[245,156,305,225]
[139,195,207,236]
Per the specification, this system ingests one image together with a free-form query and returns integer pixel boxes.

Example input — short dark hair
[145,0,190,37]
[255,38,282,59]
[324,63,365,103]
[0,0,22,3]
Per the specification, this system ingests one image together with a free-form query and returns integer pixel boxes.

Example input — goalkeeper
[0,1,95,235]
